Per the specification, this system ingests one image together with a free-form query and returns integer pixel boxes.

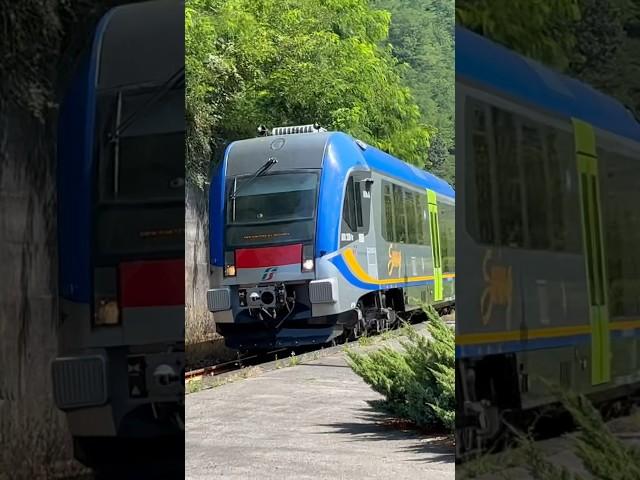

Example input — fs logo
[261,267,278,281]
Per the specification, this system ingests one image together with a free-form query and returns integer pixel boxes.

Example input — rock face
[185,183,216,345]
[0,106,72,474]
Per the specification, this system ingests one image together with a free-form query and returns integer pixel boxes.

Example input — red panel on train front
[118,259,184,308]
[235,244,302,268]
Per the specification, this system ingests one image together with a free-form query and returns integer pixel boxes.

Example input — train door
[573,119,611,385]
[427,189,443,302]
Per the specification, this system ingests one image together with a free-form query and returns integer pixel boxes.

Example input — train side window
[354,181,364,227]
[521,120,551,249]
[342,176,358,232]
[602,150,640,318]
[381,179,429,246]
[466,96,580,253]
[465,99,496,244]
[383,183,395,242]
[493,107,525,247]
[405,190,419,244]
[341,173,371,245]
[393,184,408,243]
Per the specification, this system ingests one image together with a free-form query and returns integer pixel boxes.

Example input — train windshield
[94,87,184,261]
[225,172,318,246]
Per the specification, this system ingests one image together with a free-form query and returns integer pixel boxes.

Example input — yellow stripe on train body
[341,248,455,286]
[456,318,640,346]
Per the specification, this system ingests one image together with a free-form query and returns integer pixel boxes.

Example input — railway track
[185,347,290,382]
[186,309,455,384]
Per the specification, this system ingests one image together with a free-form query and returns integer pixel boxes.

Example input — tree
[185,0,433,188]
[456,0,581,71]
[373,0,455,159]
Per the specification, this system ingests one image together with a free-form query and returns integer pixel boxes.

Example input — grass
[288,352,300,367]
[185,312,217,346]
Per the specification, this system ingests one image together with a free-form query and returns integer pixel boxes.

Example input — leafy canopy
[186,0,435,187]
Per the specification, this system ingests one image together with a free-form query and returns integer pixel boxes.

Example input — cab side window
[341,173,371,245]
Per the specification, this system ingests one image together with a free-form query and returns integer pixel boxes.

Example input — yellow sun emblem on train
[388,244,402,277]
[480,249,513,325]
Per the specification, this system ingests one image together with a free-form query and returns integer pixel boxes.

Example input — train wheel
[348,301,367,340]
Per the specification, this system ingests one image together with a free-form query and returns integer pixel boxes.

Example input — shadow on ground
[319,403,454,463]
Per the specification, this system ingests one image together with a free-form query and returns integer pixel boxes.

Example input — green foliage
[0,1,112,119]
[517,393,640,480]
[372,0,455,183]
[346,307,455,431]
[456,0,640,116]
[456,0,581,71]
[186,0,447,188]
[576,0,640,114]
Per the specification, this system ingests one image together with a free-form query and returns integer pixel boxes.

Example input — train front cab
[51,2,184,468]
[208,130,344,349]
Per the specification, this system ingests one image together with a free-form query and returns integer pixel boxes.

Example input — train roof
[220,131,454,198]
[356,137,455,198]
[456,26,640,142]
[96,0,183,90]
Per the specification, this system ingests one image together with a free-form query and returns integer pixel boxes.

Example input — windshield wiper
[109,66,184,196]
[229,157,278,201]
[109,66,185,143]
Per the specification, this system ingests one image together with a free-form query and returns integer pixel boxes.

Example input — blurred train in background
[456,26,640,456]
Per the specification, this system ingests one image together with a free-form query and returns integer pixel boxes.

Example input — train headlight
[302,244,314,272]
[224,250,236,277]
[95,299,120,326]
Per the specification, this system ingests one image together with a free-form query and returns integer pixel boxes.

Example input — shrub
[517,392,640,480]
[346,306,454,431]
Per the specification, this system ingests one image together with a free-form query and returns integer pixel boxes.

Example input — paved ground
[186,350,454,479]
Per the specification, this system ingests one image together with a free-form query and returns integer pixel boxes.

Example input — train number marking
[341,233,354,242]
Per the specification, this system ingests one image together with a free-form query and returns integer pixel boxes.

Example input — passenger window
[493,107,524,247]
[405,191,419,244]
[468,101,496,244]
[380,180,431,246]
[521,120,550,249]
[393,184,408,243]
[465,96,579,253]
[383,184,395,242]
[602,150,640,318]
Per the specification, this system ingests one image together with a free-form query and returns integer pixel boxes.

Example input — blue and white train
[207,125,455,350]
